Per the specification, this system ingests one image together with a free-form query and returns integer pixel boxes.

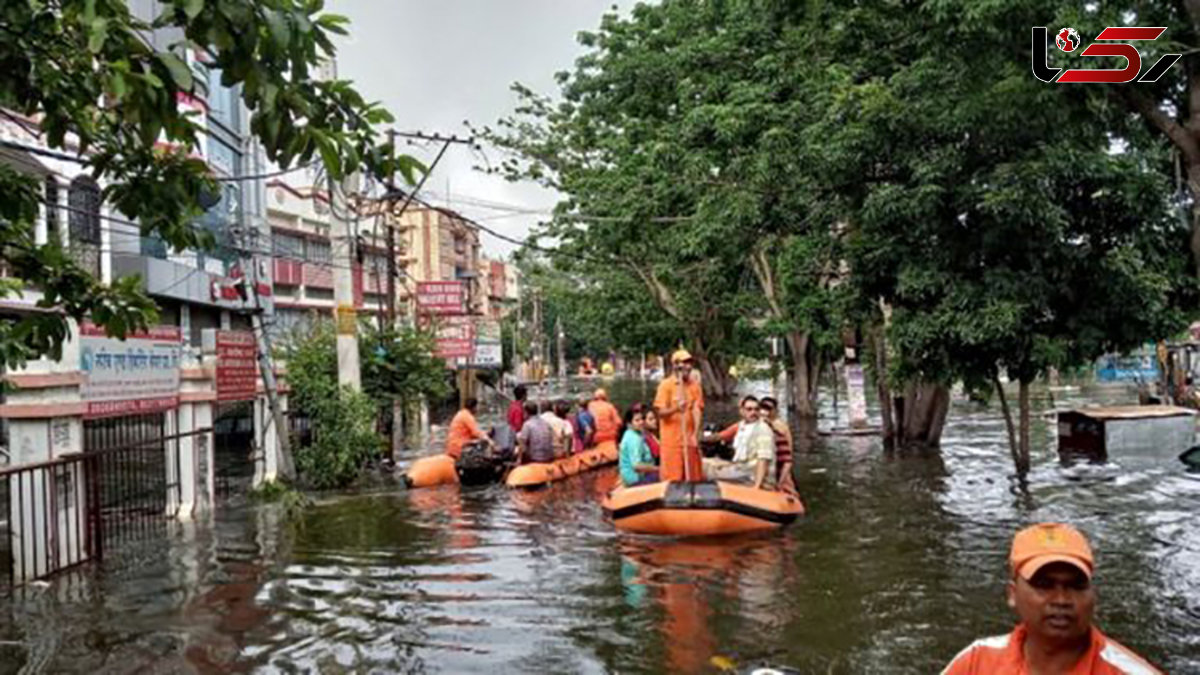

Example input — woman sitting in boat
[619,403,659,487]
[643,409,662,463]
[703,395,776,490]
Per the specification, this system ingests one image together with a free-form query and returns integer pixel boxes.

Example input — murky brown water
[1,378,1198,673]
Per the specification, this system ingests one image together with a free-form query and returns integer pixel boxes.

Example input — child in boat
[619,403,659,487]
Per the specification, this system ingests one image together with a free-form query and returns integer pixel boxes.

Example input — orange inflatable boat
[505,444,619,489]
[404,454,460,488]
[602,481,804,536]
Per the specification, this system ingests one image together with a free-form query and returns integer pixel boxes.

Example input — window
[206,68,240,132]
[68,176,101,276]
[273,232,305,260]
[44,176,60,244]
[306,239,331,264]
[68,177,101,244]
[206,135,239,177]
[454,234,467,255]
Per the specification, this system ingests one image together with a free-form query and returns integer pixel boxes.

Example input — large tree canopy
[486,0,1196,470]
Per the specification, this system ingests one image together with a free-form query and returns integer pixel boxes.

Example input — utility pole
[382,132,465,324]
[241,230,293,480]
[513,293,522,380]
[329,173,361,391]
[531,291,543,381]
[556,316,566,380]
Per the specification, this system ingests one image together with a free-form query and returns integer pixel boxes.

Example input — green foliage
[829,0,1197,392]
[483,0,1197,432]
[249,478,313,519]
[0,0,421,369]
[283,322,382,489]
[360,323,451,405]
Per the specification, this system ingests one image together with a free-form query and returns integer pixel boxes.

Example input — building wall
[264,180,392,341]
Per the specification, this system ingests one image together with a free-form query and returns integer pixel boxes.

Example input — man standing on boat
[654,349,704,482]
[942,523,1161,674]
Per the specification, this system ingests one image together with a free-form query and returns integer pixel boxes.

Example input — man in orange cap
[943,523,1160,674]
[587,388,623,456]
[654,348,704,482]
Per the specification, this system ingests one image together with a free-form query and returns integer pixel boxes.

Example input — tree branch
[1117,87,1200,165]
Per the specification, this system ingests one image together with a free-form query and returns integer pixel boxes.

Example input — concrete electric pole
[329,173,362,391]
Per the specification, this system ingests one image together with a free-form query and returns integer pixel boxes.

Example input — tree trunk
[1017,377,1031,475]
[391,399,405,462]
[1188,164,1200,276]
[787,332,819,418]
[692,341,733,400]
[892,380,950,447]
[994,372,1021,473]
[868,327,895,443]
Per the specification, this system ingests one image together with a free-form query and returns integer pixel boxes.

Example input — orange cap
[671,348,693,363]
[593,388,608,401]
[1010,523,1094,580]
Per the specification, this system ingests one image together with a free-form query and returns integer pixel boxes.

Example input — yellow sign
[336,304,357,335]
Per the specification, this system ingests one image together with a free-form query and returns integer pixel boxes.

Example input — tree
[833,0,1196,463]
[1036,1,1200,276]
[282,321,379,489]
[360,323,451,410]
[478,2,838,402]
[0,0,422,371]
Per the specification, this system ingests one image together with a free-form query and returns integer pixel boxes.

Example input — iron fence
[0,426,209,588]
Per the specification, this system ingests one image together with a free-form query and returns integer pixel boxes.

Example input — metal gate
[0,412,205,587]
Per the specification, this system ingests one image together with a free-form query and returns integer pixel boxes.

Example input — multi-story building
[264,174,392,339]
[396,204,484,316]
[481,256,520,322]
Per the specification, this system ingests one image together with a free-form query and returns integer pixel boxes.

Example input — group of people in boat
[629,347,797,494]
[442,348,796,493]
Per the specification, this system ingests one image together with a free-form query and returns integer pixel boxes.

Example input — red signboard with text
[420,315,475,360]
[215,330,258,402]
[416,281,465,315]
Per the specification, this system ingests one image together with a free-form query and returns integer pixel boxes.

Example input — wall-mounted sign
[416,281,465,315]
[469,339,503,369]
[336,304,357,335]
[79,323,182,418]
[215,330,257,402]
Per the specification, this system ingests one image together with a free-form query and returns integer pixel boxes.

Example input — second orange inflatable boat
[505,444,619,489]
[602,481,804,536]
[404,454,460,488]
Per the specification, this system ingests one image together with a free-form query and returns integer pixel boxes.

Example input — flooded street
[2,379,1198,674]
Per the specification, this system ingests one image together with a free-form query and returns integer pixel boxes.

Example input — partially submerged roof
[1060,405,1195,420]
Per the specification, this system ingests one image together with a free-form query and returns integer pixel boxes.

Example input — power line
[0,137,315,183]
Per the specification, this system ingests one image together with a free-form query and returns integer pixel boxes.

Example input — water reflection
[0,379,1196,674]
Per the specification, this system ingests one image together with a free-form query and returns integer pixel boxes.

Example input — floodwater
[1,378,1198,674]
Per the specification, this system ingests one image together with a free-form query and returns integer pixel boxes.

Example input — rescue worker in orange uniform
[653,349,704,482]
[444,397,492,460]
[587,388,623,455]
[942,523,1161,674]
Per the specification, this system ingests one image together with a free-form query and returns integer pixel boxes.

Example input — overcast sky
[328,1,630,258]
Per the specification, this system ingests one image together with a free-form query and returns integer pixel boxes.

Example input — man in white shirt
[703,395,776,489]
[540,399,575,459]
